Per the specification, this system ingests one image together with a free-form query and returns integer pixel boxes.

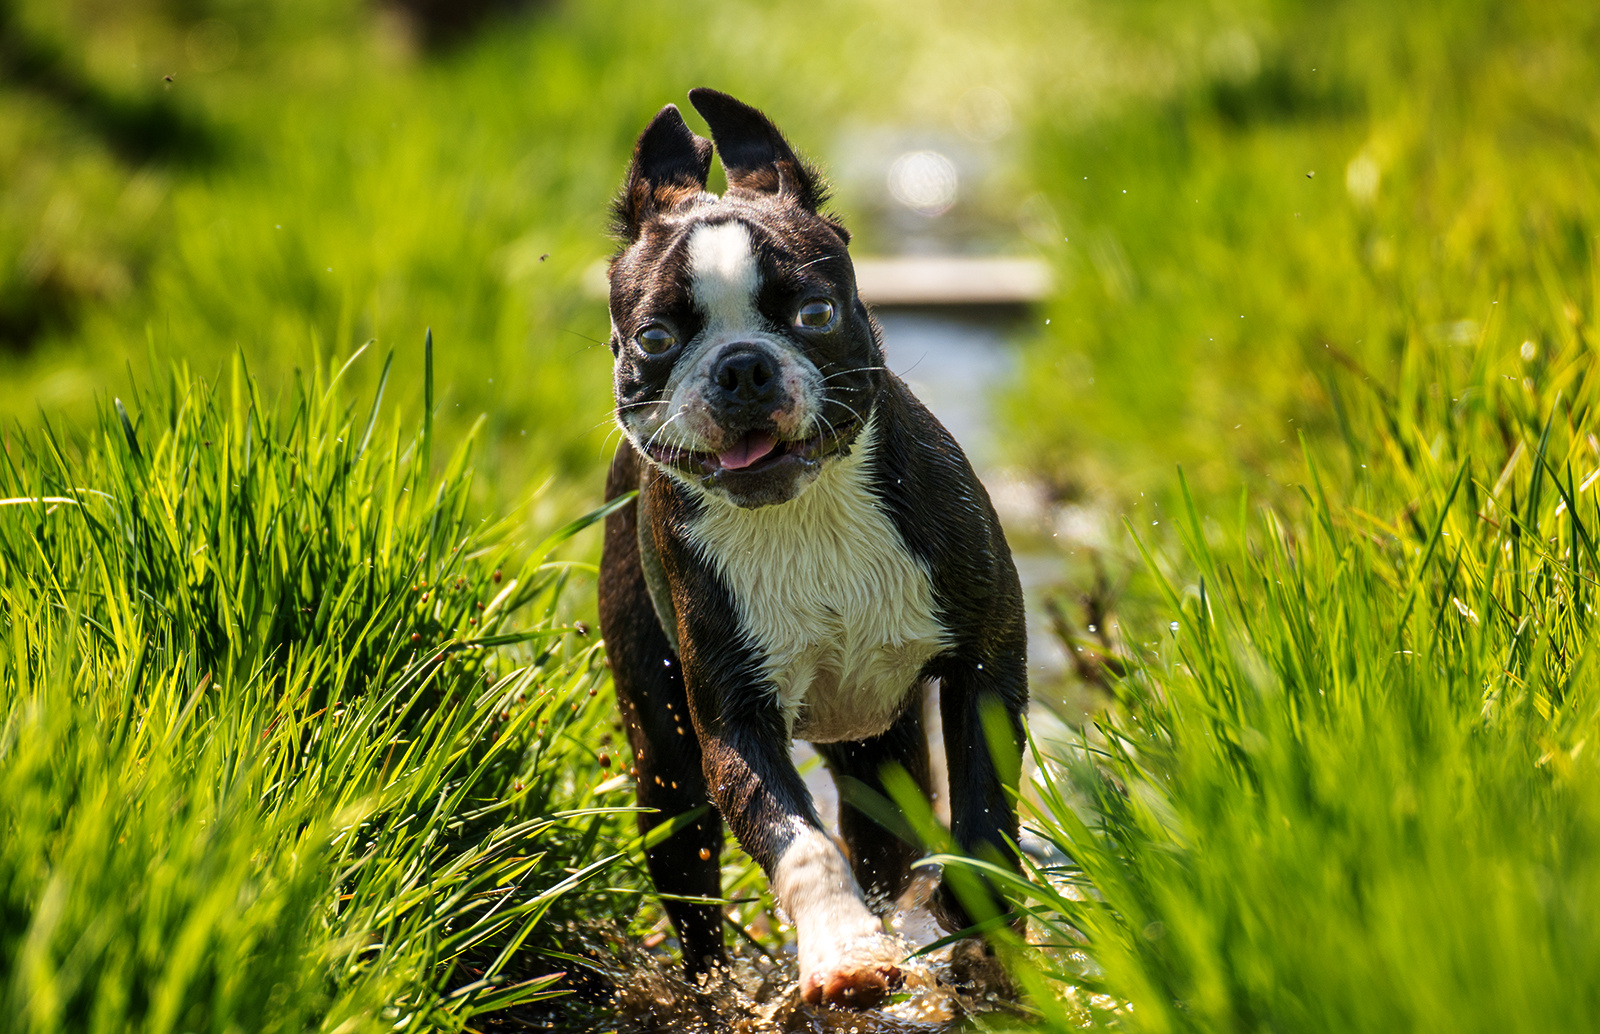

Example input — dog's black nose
[711,347,779,406]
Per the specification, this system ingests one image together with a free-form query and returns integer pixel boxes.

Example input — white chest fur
[687,424,947,742]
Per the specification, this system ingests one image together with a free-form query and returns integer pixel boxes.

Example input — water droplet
[1087,624,1097,633]
[1170,621,1180,632]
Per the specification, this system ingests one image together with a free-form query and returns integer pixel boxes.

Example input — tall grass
[1009,305,1600,1031]
[0,341,639,1032]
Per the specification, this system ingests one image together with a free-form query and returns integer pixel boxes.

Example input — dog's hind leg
[934,635,1028,936]
[814,686,932,910]
[599,444,726,978]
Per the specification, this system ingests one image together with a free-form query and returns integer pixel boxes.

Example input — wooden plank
[853,255,1053,306]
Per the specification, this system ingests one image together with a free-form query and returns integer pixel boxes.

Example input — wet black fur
[598,89,1027,978]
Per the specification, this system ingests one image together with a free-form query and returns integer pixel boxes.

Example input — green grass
[1003,315,1600,1029]
[1009,0,1600,511]
[0,344,643,1031]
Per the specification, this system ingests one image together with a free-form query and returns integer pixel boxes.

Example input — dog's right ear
[688,88,827,212]
[615,104,713,242]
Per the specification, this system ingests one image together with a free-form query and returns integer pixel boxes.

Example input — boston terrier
[597,88,1028,1010]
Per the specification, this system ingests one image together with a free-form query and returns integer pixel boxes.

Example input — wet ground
[574,872,1042,1034]
[605,932,1024,1031]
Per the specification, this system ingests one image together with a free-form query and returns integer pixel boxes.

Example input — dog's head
[607,89,883,509]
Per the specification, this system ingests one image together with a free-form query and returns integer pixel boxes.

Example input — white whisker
[819,365,887,383]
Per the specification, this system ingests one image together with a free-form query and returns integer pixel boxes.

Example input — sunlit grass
[940,2,1600,1029]
[0,340,643,1030]
[996,304,1600,1030]
[1010,0,1600,512]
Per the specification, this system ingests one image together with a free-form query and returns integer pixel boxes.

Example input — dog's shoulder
[864,378,1023,646]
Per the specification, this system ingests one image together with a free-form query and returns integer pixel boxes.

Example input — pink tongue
[718,431,778,470]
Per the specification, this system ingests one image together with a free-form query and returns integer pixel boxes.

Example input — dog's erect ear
[616,104,713,241]
[688,88,828,212]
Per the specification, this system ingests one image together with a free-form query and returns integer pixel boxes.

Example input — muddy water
[601,937,1023,1030]
[590,873,1029,1033]
[599,947,1020,1033]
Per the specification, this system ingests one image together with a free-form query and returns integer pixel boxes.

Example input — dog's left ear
[616,103,714,241]
[689,88,830,214]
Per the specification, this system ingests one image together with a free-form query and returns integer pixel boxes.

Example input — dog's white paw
[773,826,907,1009]
[798,931,904,1010]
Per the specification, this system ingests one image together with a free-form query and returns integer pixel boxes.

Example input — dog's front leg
[696,718,905,1009]
[668,618,902,1008]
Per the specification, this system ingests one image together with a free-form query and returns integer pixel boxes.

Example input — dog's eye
[635,324,677,355]
[795,299,835,329]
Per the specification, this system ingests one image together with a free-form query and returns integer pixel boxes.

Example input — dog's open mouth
[643,418,862,479]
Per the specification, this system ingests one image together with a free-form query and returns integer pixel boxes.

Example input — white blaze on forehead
[687,221,761,330]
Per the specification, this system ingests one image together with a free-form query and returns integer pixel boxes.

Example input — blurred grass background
[3,0,1600,1030]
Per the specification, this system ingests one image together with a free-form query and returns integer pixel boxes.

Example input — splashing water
[534,876,1031,1033]
[600,931,1022,1033]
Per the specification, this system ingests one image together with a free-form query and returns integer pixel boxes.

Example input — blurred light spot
[953,86,1013,143]
[888,151,959,217]
[1346,153,1380,204]
[1427,320,1478,344]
